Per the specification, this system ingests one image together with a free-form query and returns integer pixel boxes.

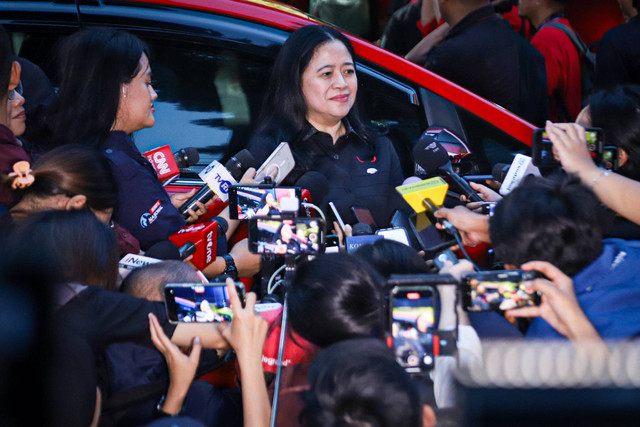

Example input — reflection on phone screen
[254,218,322,255]
[167,285,231,323]
[392,289,434,372]
[467,278,538,312]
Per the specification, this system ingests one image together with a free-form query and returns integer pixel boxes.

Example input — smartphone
[247,216,325,255]
[389,284,437,374]
[254,142,295,185]
[600,145,619,171]
[328,201,346,235]
[351,206,377,230]
[376,227,410,246]
[433,249,459,270]
[408,211,457,254]
[461,270,542,312]
[228,185,301,220]
[164,282,246,323]
[532,127,603,167]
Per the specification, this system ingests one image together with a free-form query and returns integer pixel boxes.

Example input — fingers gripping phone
[164,282,246,323]
[228,185,301,220]
[461,270,542,312]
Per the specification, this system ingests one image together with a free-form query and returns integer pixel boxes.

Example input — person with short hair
[489,173,640,340]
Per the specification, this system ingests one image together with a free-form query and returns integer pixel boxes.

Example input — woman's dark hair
[8,209,119,290]
[13,144,118,212]
[301,338,422,427]
[49,28,149,148]
[254,25,376,171]
[489,173,604,276]
[587,85,640,181]
[288,253,385,348]
[354,239,429,278]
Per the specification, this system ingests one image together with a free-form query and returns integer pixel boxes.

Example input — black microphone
[180,149,256,218]
[174,147,200,168]
[296,171,330,203]
[178,242,196,259]
[352,222,373,236]
[412,136,483,202]
[212,216,229,256]
[492,163,510,183]
[145,240,181,260]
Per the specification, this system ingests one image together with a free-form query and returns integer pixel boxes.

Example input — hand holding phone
[164,282,246,323]
[247,216,325,255]
[532,127,603,168]
[254,142,295,185]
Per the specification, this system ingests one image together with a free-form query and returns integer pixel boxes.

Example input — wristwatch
[222,253,238,280]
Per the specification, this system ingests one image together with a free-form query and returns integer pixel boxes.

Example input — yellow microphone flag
[395,177,448,213]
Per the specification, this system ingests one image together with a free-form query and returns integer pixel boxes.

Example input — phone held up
[460,270,542,312]
[164,282,246,323]
[532,127,606,168]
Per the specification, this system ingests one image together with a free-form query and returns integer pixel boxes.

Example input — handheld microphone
[395,176,449,214]
[168,219,226,270]
[492,163,510,184]
[295,171,330,217]
[180,150,256,217]
[144,145,181,184]
[412,136,483,202]
[174,147,200,169]
[498,154,541,196]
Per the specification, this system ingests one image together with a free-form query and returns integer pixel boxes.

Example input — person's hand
[230,238,262,277]
[239,167,258,185]
[148,312,202,415]
[434,205,491,245]
[505,261,602,343]
[217,278,268,362]
[544,121,599,176]
[462,182,503,205]
[170,189,215,223]
[332,221,352,250]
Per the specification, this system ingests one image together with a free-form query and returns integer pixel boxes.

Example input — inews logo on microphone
[140,200,164,228]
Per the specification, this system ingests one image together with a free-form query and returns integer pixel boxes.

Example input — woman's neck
[308,118,345,144]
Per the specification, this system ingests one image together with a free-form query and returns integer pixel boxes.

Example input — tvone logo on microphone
[206,230,214,264]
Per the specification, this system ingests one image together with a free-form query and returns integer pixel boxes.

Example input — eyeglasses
[7,81,22,101]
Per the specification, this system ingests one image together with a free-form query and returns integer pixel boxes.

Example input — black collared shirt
[425,4,548,126]
[248,120,408,227]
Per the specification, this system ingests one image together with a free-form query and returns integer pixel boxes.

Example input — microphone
[395,176,449,214]
[498,154,541,196]
[412,136,483,202]
[345,223,382,252]
[352,222,374,236]
[180,149,256,217]
[144,145,181,184]
[295,171,330,217]
[402,176,423,186]
[492,163,510,183]
[174,147,200,169]
[145,240,181,260]
[168,218,227,270]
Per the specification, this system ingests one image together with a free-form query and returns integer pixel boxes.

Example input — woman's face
[8,88,26,137]
[301,40,357,128]
[115,53,158,134]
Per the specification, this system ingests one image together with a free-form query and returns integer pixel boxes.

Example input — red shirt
[531,18,582,121]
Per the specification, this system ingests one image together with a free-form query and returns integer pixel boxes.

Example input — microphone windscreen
[492,163,510,183]
[226,149,257,181]
[213,216,229,234]
[402,176,423,186]
[175,147,200,168]
[352,222,373,236]
[145,240,180,260]
[412,135,450,175]
[295,171,330,204]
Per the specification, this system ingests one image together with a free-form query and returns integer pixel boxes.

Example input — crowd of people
[1,0,640,425]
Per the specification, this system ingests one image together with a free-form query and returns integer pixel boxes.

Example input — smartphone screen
[228,185,301,220]
[390,285,436,373]
[601,146,619,171]
[461,270,541,312]
[247,217,325,255]
[254,142,295,185]
[351,206,377,230]
[408,211,456,254]
[164,283,242,323]
[533,127,603,167]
